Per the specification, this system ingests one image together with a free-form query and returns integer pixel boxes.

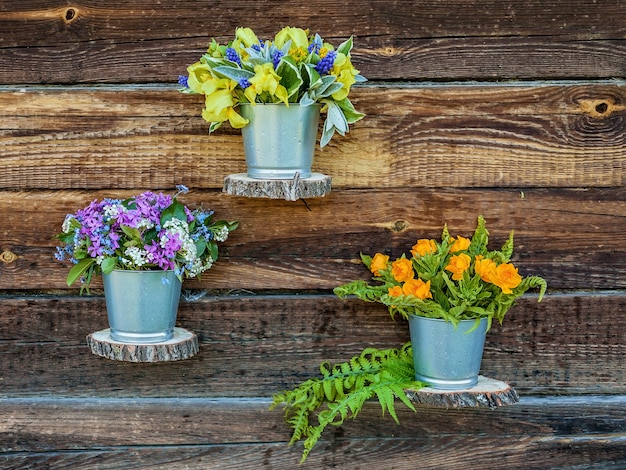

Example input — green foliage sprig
[271,342,424,463]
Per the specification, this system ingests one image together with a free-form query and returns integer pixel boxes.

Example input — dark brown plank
[0,1,624,83]
[1,84,624,190]
[0,188,624,291]
[0,293,623,397]
[1,397,624,469]
[3,439,625,470]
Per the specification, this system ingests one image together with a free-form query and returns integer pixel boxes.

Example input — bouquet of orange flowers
[334,215,547,327]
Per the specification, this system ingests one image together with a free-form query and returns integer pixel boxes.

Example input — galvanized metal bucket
[408,315,488,390]
[239,103,321,179]
[103,270,182,344]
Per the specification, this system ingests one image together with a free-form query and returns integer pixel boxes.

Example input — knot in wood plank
[0,250,18,264]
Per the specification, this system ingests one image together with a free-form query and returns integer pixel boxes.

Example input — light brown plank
[0,84,624,189]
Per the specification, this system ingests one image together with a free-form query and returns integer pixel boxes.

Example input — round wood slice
[222,172,331,201]
[405,376,519,409]
[86,327,199,363]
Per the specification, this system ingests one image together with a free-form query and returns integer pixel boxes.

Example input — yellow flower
[474,256,497,283]
[391,258,414,282]
[402,279,432,300]
[274,27,309,50]
[244,63,289,104]
[450,235,471,252]
[186,62,213,94]
[411,239,437,257]
[445,253,471,281]
[492,263,522,294]
[388,285,403,297]
[331,53,358,101]
[235,27,259,48]
[369,253,389,276]
[200,78,248,129]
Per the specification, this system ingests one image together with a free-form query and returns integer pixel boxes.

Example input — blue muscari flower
[225,47,241,65]
[315,50,337,75]
[239,78,251,89]
[308,34,323,54]
[178,75,189,87]
[272,50,284,68]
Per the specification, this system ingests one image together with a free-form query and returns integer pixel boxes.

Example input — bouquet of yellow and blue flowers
[179,26,366,147]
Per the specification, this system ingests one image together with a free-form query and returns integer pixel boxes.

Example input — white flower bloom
[103,203,123,219]
[124,246,148,267]
[62,215,75,233]
[215,226,230,242]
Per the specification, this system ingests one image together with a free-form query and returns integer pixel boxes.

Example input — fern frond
[271,342,426,463]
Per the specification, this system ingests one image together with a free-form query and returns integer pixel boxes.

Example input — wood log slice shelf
[86,327,199,363]
[223,172,331,201]
[405,376,519,409]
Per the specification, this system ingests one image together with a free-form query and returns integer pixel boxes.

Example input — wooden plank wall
[1,1,625,468]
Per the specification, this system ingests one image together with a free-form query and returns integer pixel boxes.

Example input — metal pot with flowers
[334,215,547,390]
[179,26,367,179]
[55,185,238,344]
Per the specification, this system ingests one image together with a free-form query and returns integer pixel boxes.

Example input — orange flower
[391,258,414,282]
[402,278,432,300]
[411,239,436,257]
[450,235,471,252]
[369,253,389,276]
[475,256,497,283]
[445,253,471,280]
[388,285,403,297]
[492,263,522,294]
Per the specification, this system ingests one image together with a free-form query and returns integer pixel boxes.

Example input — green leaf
[66,258,96,287]
[337,98,366,124]
[336,36,354,56]
[276,56,303,100]
[120,225,142,243]
[160,199,187,225]
[100,257,117,274]
[212,65,255,82]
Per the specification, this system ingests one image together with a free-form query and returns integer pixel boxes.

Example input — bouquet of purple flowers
[55,185,237,293]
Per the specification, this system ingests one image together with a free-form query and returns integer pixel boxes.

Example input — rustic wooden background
[1,1,625,468]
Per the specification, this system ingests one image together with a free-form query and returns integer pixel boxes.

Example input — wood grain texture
[0,84,623,189]
[1,396,624,469]
[1,188,624,291]
[406,376,520,408]
[223,173,332,201]
[0,1,624,83]
[0,293,623,397]
[87,328,199,362]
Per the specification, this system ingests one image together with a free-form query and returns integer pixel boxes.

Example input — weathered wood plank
[0,1,624,83]
[1,397,625,469]
[0,188,624,291]
[0,293,623,396]
[0,84,624,189]
[3,438,625,470]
